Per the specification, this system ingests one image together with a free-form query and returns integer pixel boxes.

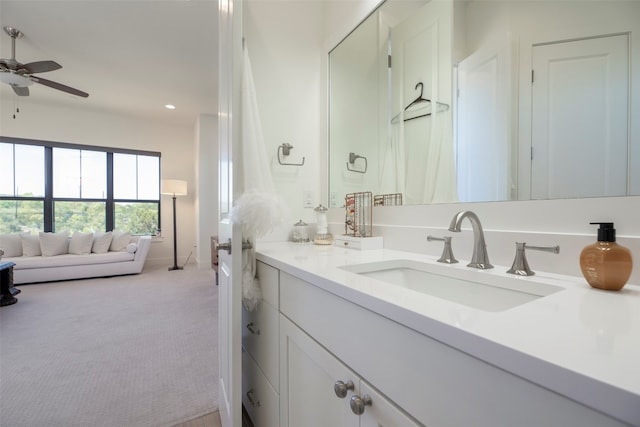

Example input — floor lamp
[161,179,188,271]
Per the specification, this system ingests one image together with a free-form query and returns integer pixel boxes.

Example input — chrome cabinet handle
[246,389,261,407]
[350,394,372,415]
[246,322,260,335]
[333,380,355,398]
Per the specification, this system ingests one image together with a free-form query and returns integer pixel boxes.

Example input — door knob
[334,380,355,398]
[215,239,253,255]
[215,238,232,254]
[350,394,372,415]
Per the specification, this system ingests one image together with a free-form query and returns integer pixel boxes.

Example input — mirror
[328,0,639,206]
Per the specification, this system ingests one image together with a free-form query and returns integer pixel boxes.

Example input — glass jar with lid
[292,220,310,243]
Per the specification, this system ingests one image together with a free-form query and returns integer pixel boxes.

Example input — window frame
[0,136,161,234]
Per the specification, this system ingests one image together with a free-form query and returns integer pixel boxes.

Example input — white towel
[233,44,288,311]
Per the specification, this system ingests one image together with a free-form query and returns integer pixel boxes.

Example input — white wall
[0,97,198,268]
[195,114,218,267]
[243,0,326,230]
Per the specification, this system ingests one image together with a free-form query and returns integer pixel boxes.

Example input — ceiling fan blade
[12,85,29,96]
[23,60,62,74]
[30,76,89,98]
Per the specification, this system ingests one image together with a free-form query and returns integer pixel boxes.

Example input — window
[54,201,107,233]
[0,143,45,197]
[113,153,160,234]
[113,153,160,200]
[53,148,106,199]
[0,138,160,235]
[0,200,44,234]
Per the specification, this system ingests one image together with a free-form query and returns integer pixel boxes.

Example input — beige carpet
[0,265,219,427]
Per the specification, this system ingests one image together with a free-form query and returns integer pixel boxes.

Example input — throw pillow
[126,242,138,253]
[40,231,70,256]
[92,231,113,254]
[0,233,24,257]
[68,232,94,255]
[21,234,42,257]
[110,230,131,252]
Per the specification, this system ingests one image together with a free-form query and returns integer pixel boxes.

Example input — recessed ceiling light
[165,104,176,110]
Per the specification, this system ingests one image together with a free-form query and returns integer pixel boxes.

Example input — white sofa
[1,234,151,285]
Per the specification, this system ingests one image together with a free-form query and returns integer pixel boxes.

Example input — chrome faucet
[448,211,493,269]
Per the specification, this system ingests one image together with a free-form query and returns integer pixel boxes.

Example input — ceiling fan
[0,26,89,98]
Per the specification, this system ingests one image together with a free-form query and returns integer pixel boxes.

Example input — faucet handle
[427,235,459,264]
[507,242,560,276]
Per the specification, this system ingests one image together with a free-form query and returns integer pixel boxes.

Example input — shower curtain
[421,89,457,204]
[400,63,457,204]
[231,43,288,311]
[380,118,406,195]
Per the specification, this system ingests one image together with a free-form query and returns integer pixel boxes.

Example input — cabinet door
[359,380,422,427]
[280,315,359,427]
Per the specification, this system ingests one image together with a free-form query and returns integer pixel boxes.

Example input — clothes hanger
[391,82,449,124]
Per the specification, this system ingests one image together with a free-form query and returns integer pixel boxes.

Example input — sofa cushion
[40,231,70,256]
[0,233,25,257]
[69,232,94,255]
[92,231,113,254]
[22,234,42,257]
[110,230,131,252]
[9,251,135,270]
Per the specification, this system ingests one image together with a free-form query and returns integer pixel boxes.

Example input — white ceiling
[0,0,218,126]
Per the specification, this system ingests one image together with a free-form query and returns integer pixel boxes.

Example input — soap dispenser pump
[580,222,633,291]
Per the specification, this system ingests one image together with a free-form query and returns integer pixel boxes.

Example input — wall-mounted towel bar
[277,143,305,166]
[347,152,367,173]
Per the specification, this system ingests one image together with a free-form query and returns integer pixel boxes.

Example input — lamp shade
[161,179,188,196]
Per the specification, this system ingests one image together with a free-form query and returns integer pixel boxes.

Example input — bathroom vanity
[242,242,640,426]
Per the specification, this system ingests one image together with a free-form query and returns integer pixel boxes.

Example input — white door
[456,35,511,202]
[218,0,243,425]
[531,34,629,199]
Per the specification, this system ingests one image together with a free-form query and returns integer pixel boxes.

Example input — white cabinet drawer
[280,271,627,427]
[242,348,279,427]
[242,300,279,390]
[256,261,279,309]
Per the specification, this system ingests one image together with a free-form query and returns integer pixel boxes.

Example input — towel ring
[346,152,367,173]
[277,143,305,166]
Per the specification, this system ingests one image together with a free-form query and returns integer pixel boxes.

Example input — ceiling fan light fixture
[1,25,88,98]
[0,72,33,87]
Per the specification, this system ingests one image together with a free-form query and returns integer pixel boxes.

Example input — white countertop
[256,241,640,426]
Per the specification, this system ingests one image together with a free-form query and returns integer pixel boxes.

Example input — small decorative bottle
[580,222,633,291]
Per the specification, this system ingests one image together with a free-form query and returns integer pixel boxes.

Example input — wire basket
[374,193,403,206]
[345,192,373,237]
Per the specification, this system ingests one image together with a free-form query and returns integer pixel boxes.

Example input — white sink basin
[339,259,563,312]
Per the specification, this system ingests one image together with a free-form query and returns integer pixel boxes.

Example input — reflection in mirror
[328,0,639,207]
